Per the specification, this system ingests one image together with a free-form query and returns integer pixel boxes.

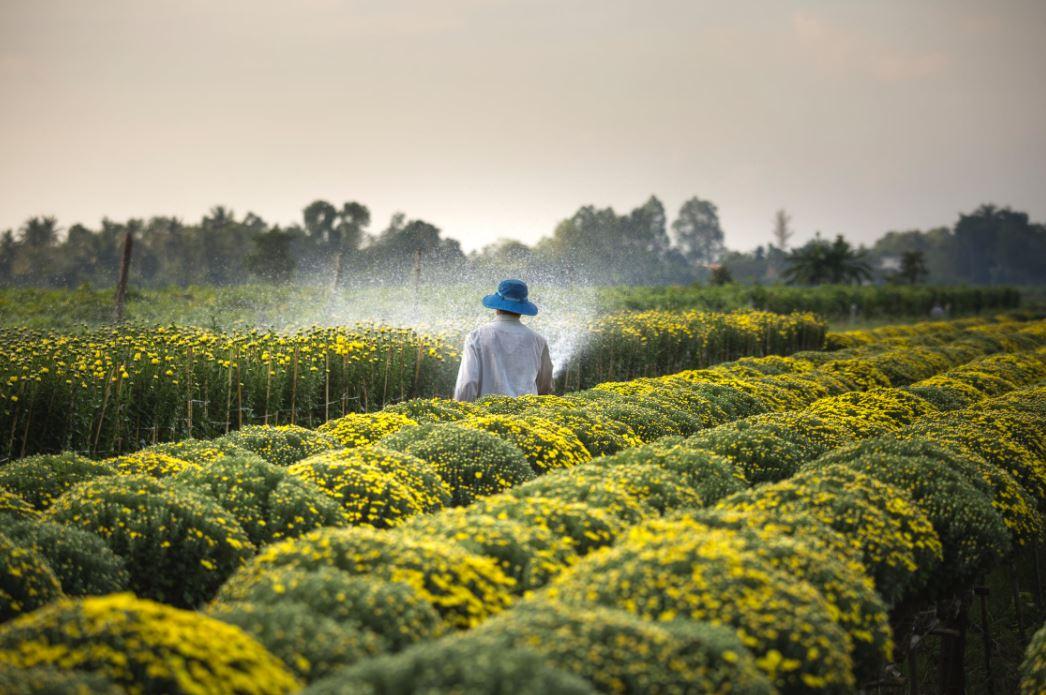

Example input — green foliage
[174,453,344,545]
[206,601,382,683]
[216,424,339,466]
[0,593,300,694]
[47,475,253,607]
[0,665,122,695]
[0,453,114,510]
[0,532,62,622]
[228,526,515,629]
[0,489,39,523]
[304,632,597,695]
[470,599,772,694]
[215,566,445,652]
[473,494,626,556]
[380,423,534,506]
[0,519,128,596]
[1021,621,1046,695]
[598,440,745,506]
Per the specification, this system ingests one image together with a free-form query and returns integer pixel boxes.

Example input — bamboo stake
[113,230,133,323]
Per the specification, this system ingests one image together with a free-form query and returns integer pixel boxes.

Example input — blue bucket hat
[482,279,538,316]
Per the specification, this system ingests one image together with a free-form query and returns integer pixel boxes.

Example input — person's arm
[536,341,554,395]
[453,333,482,402]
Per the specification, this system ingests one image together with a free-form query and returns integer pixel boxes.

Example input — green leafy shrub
[549,525,855,694]
[142,437,256,464]
[288,447,449,527]
[174,453,344,545]
[406,509,577,591]
[317,411,418,448]
[566,394,682,442]
[806,453,1010,591]
[0,453,114,510]
[522,406,642,457]
[381,423,534,506]
[457,414,591,473]
[303,632,596,695]
[47,475,253,607]
[0,593,300,694]
[0,519,128,596]
[385,397,480,422]
[668,509,893,680]
[103,450,199,478]
[473,494,626,556]
[510,470,652,525]
[720,465,943,607]
[1021,621,1046,695]
[0,532,62,622]
[598,440,745,506]
[0,665,121,694]
[216,424,339,466]
[470,599,773,694]
[0,489,38,523]
[215,566,444,651]
[227,526,514,628]
[206,601,382,683]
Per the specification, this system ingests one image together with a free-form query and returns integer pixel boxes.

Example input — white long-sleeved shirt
[453,314,554,402]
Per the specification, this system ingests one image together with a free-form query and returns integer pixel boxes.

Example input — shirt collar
[495,314,522,323]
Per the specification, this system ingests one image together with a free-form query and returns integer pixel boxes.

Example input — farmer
[453,279,554,402]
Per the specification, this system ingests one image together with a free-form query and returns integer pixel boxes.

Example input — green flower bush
[510,470,652,525]
[458,414,591,473]
[806,453,1011,590]
[215,566,444,651]
[597,440,745,506]
[1021,621,1046,695]
[687,421,814,485]
[0,532,62,622]
[140,437,254,464]
[549,525,855,694]
[473,494,626,556]
[523,406,642,457]
[385,397,480,422]
[470,599,773,694]
[228,526,514,628]
[317,411,418,448]
[0,665,121,695]
[567,394,682,442]
[823,433,1043,545]
[174,453,344,545]
[206,601,382,683]
[216,424,339,466]
[0,593,299,694]
[667,509,893,680]
[103,450,199,478]
[0,519,128,596]
[720,465,943,607]
[287,447,449,528]
[47,475,253,607]
[0,453,114,510]
[476,393,575,415]
[0,489,38,523]
[406,509,577,591]
[303,632,596,695]
[380,423,534,506]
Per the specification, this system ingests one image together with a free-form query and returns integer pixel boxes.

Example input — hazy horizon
[2,0,1044,252]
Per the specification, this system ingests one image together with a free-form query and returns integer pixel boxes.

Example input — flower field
[0,313,1043,693]
[0,309,825,460]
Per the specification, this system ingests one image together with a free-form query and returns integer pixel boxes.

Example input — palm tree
[784,234,871,285]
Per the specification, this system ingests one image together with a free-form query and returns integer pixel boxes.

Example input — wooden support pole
[975,586,995,695]
[113,230,133,323]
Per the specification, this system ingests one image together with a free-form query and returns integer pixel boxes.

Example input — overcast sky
[1,0,1044,252]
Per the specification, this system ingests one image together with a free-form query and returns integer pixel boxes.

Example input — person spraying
[453,279,554,401]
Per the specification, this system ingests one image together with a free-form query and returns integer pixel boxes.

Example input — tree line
[0,197,1042,289]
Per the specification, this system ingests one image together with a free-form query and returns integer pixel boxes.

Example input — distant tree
[671,197,725,267]
[302,200,339,246]
[772,209,793,250]
[335,202,370,252]
[247,228,296,283]
[896,250,928,284]
[710,264,733,285]
[0,230,15,284]
[784,234,871,285]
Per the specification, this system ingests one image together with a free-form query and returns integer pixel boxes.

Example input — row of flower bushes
[0,310,827,460]
[0,315,1040,692]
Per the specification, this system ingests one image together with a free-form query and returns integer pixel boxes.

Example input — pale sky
[2,0,1044,252]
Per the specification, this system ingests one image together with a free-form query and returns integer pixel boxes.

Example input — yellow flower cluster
[317,411,418,448]
[0,593,300,694]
